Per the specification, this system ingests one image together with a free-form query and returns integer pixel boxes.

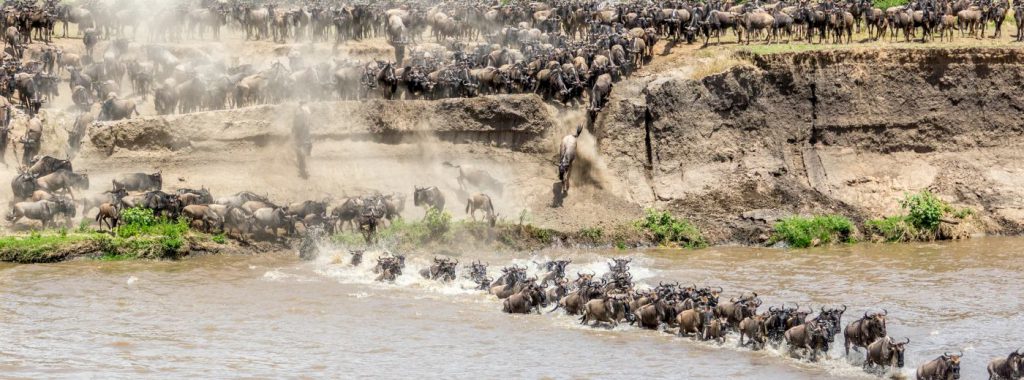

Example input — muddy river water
[1,238,1022,379]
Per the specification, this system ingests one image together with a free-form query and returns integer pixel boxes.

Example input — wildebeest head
[349,250,364,266]
[942,352,963,379]
[889,337,910,368]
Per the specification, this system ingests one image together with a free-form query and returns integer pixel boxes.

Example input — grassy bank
[770,191,975,248]
[0,208,227,263]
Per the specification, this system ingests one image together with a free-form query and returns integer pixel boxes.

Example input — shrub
[423,207,452,239]
[899,191,949,232]
[637,209,707,248]
[772,215,855,248]
[212,234,226,244]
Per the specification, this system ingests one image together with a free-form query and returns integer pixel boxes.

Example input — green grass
[636,209,707,249]
[0,208,207,263]
[771,215,856,248]
[865,216,918,243]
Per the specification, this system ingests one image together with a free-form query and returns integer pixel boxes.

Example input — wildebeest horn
[769,306,777,312]
[864,311,871,319]
[882,308,888,316]
[902,337,910,345]
[715,286,723,293]
[820,306,825,313]
[840,304,847,312]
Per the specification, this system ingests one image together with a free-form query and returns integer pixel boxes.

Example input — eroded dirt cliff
[598,48,1024,243]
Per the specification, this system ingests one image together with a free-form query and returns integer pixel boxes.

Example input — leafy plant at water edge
[772,215,855,248]
[423,207,452,239]
[637,209,707,248]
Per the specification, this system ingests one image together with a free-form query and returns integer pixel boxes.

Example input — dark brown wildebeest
[539,259,570,286]
[502,283,548,314]
[419,257,458,282]
[633,295,673,330]
[113,172,162,192]
[349,250,365,266]
[916,352,962,380]
[443,162,503,194]
[785,319,830,362]
[413,186,445,212]
[549,281,602,315]
[987,349,1023,380]
[845,309,888,356]
[865,336,909,373]
[26,155,72,177]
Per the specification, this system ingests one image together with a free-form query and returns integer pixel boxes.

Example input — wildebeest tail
[574,124,583,138]
[465,198,471,214]
[442,161,459,169]
[546,302,562,314]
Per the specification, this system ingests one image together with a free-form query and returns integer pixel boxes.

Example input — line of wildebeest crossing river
[336,250,1021,380]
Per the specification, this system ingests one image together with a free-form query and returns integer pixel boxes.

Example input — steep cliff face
[599,48,1024,243]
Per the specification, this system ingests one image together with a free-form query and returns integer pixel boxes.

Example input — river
[1,238,1022,379]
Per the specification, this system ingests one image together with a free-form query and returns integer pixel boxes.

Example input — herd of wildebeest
[4,154,511,245]
[0,0,1018,146]
[346,253,1021,379]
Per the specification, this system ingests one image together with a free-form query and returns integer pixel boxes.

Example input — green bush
[423,207,452,239]
[772,215,855,248]
[637,209,707,248]
[899,191,949,232]
[874,0,908,9]
[212,234,226,244]
[865,216,918,242]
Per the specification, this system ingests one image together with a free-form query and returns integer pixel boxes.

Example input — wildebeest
[349,250,365,266]
[95,202,120,230]
[252,207,295,237]
[419,257,458,282]
[785,319,830,362]
[580,295,632,327]
[739,314,769,350]
[677,306,708,337]
[557,124,583,193]
[845,309,888,356]
[917,352,962,380]
[539,259,571,286]
[987,349,1023,380]
[704,315,728,343]
[443,162,503,194]
[465,192,496,223]
[633,296,673,330]
[25,155,72,177]
[7,199,74,228]
[34,170,89,199]
[113,172,162,192]
[503,283,548,314]
[865,336,910,373]
[223,206,254,240]
[413,186,445,212]
[182,204,222,232]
